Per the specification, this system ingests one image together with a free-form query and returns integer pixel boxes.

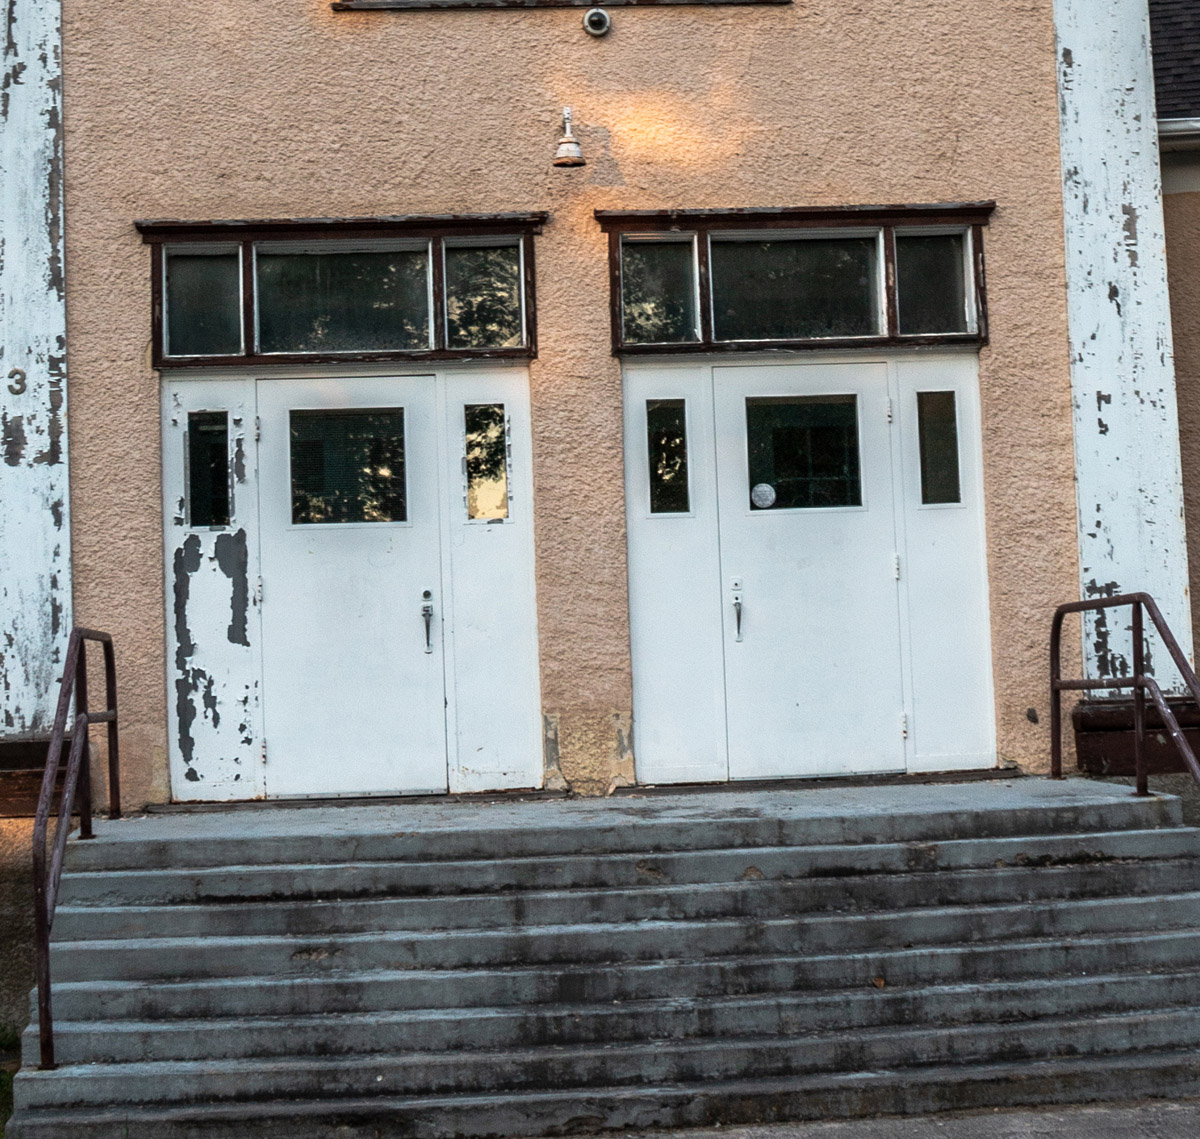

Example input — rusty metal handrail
[1051,593,1200,797]
[32,627,120,1070]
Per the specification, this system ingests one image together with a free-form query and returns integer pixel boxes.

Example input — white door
[625,355,994,784]
[257,376,449,796]
[714,363,907,778]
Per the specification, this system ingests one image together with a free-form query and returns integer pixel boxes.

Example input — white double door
[625,357,995,784]
[164,370,542,800]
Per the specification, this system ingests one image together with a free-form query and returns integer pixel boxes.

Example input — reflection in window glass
[646,399,690,514]
[746,396,861,509]
[187,411,230,527]
[446,245,523,349]
[257,248,430,353]
[166,250,242,357]
[917,391,961,504]
[621,239,699,344]
[465,404,509,520]
[290,409,407,524]
[896,233,969,335]
[711,238,878,342]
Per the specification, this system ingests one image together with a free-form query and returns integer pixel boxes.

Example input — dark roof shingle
[1152,0,1200,119]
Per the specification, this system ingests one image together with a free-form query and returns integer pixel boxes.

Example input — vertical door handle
[731,577,744,643]
[421,591,434,654]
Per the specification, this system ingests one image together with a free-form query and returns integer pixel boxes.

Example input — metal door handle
[733,596,743,642]
[421,592,434,654]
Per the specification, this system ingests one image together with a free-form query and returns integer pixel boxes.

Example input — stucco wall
[60,0,1076,800]
[0,822,34,1042]
[1165,189,1200,639]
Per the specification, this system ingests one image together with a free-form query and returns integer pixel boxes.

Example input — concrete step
[26,970,1200,1066]
[58,785,1184,874]
[46,891,1200,982]
[56,827,1200,906]
[10,1048,1200,1139]
[50,857,1200,941]
[15,1006,1200,1109]
[42,927,1200,1022]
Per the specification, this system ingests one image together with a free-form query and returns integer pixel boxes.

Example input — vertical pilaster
[1054,0,1193,682]
[0,0,72,736]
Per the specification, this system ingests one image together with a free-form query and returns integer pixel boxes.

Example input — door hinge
[893,553,901,580]
[254,416,262,442]
[254,576,264,604]
[886,398,894,424]
[260,738,268,763]
[900,713,909,739]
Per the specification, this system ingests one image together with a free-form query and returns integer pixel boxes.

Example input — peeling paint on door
[1054,0,1194,686]
[0,0,72,737]
[161,381,264,799]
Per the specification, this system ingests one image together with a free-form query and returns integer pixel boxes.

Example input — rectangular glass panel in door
[256,376,448,797]
[714,363,906,779]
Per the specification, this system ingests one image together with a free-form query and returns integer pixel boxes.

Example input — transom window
[597,203,993,354]
[136,215,544,367]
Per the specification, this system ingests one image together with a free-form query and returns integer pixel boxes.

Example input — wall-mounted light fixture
[553,107,586,168]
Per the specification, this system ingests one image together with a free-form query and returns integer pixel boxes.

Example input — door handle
[731,578,744,642]
[421,591,434,654]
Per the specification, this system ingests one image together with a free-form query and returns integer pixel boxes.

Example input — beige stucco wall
[0,821,34,1041]
[59,0,1076,801]
[1165,188,1200,639]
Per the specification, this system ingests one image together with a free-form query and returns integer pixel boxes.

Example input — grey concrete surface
[652,1099,1200,1138]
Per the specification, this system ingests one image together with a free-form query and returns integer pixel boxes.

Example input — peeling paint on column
[1054,0,1194,687]
[162,381,264,800]
[0,0,72,737]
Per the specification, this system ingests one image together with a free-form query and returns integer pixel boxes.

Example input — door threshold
[618,765,1018,798]
[149,786,568,814]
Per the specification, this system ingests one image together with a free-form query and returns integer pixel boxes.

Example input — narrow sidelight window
[187,412,231,527]
[257,245,431,354]
[166,248,242,357]
[745,396,861,510]
[916,391,962,504]
[464,404,509,520]
[711,237,879,342]
[446,243,524,349]
[646,399,691,514]
[621,238,699,345]
[896,233,970,335]
[290,409,407,524]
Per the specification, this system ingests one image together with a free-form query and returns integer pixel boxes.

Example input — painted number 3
[7,369,27,396]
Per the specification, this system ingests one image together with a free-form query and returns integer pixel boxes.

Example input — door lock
[731,577,744,642]
[421,591,434,654]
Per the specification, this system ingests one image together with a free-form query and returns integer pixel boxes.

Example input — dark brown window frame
[333,0,786,10]
[596,202,995,356]
[135,213,547,369]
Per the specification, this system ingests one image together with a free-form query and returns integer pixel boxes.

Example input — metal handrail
[32,627,120,1070]
[1051,593,1200,796]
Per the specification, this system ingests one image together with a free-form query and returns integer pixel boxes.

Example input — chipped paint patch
[0,0,72,738]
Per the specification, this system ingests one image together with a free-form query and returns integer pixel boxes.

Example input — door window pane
[917,391,962,504]
[712,237,879,342]
[745,396,861,509]
[465,404,509,520]
[257,247,430,353]
[290,409,407,524]
[446,245,523,349]
[165,249,241,357]
[621,238,699,344]
[187,411,230,527]
[646,399,690,514]
[896,233,969,335]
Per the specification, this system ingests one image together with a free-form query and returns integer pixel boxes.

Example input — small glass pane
[917,391,962,504]
[290,409,406,524]
[896,233,969,335]
[746,396,861,510]
[165,250,241,357]
[621,239,699,345]
[465,404,509,520]
[187,411,230,527]
[711,237,879,342]
[446,245,523,349]
[646,399,690,514]
[257,248,430,354]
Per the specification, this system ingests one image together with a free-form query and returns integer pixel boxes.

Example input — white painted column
[1054,0,1194,685]
[0,0,72,736]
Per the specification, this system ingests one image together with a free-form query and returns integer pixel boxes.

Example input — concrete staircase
[8,779,1200,1137]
